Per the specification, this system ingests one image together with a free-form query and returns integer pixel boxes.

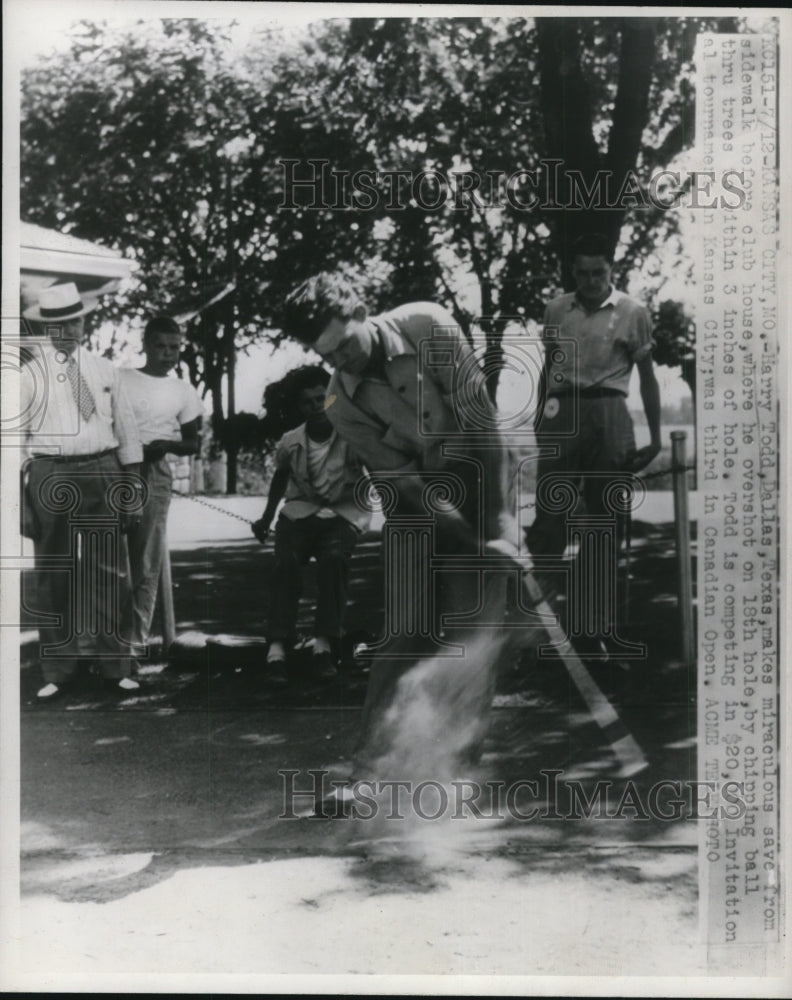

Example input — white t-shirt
[305,435,337,519]
[306,435,333,494]
[119,368,203,444]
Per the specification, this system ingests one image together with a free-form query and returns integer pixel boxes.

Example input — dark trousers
[352,556,505,780]
[352,455,510,779]
[267,513,360,642]
[527,394,636,632]
[23,452,134,683]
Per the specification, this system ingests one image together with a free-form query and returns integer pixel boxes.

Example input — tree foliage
[652,300,696,398]
[21,14,749,473]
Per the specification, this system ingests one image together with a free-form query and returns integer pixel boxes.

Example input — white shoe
[266,640,287,664]
[312,636,332,656]
[117,677,140,692]
[36,682,61,700]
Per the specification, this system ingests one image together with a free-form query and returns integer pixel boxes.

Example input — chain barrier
[182,492,257,526]
[181,463,697,525]
[639,463,696,482]
[519,464,696,510]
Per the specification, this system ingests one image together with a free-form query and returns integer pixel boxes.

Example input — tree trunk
[209,371,224,441]
[478,279,502,402]
[224,167,238,495]
[225,316,238,495]
[536,18,600,289]
[536,17,657,288]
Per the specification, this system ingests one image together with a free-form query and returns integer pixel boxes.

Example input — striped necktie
[66,357,97,421]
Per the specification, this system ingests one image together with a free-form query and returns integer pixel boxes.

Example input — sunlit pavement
[18,703,702,977]
[15,492,705,979]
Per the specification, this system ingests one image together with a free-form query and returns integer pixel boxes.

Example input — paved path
[13,489,705,982]
[18,703,702,978]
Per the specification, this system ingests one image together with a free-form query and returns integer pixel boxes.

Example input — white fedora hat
[23,282,98,321]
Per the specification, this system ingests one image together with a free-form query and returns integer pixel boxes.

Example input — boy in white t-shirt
[120,317,203,652]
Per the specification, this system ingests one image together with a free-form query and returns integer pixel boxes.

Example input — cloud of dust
[346,628,510,866]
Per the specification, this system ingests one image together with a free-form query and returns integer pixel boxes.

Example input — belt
[550,387,627,399]
[30,448,117,464]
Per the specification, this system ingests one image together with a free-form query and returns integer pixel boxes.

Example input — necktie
[66,357,97,421]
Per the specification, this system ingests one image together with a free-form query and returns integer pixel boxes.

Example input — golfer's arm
[335,419,477,545]
[446,374,511,541]
[390,471,478,547]
[474,434,511,541]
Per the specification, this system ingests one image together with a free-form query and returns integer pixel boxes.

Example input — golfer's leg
[352,521,435,776]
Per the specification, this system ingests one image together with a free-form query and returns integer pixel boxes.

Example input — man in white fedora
[20,282,144,700]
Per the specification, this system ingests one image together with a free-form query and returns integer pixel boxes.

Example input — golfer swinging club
[281,274,519,798]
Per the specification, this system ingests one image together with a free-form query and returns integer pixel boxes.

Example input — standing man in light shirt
[120,316,203,654]
[527,232,662,655]
[251,366,370,685]
[20,283,144,700]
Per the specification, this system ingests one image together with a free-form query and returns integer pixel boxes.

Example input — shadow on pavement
[20,519,698,903]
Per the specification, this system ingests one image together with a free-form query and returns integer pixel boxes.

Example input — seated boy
[252,366,370,684]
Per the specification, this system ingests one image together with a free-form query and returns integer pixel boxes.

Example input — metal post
[158,532,177,651]
[622,507,632,628]
[671,431,695,667]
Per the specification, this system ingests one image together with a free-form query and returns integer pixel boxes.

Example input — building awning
[20,221,138,303]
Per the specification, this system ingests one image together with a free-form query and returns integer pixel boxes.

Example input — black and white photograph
[1,1,788,993]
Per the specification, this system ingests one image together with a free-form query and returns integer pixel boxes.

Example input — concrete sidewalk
[18,703,702,978]
[164,490,697,547]
[15,487,703,981]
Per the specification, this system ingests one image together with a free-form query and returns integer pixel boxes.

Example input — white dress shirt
[20,340,143,464]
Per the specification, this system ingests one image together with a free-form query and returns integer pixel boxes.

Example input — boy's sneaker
[36,682,64,701]
[265,639,289,687]
[103,676,140,694]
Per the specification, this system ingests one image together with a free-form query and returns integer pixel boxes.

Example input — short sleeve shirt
[119,368,204,444]
[274,424,370,531]
[325,302,493,474]
[542,288,655,395]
